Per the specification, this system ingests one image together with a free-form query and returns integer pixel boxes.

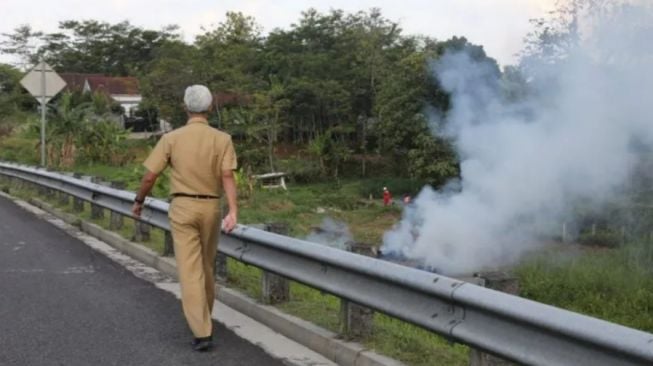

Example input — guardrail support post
[470,271,520,366]
[163,230,174,257]
[340,242,375,340]
[90,177,104,220]
[109,181,126,230]
[58,188,70,206]
[37,183,46,196]
[133,221,151,242]
[261,223,290,304]
[0,176,9,193]
[71,174,85,212]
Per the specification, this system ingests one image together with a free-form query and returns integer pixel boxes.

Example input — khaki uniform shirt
[143,117,237,196]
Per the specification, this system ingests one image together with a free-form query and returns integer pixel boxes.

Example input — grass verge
[516,244,653,333]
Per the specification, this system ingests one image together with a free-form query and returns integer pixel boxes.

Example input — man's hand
[132,202,143,218]
[132,171,158,219]
[222,211,237,233]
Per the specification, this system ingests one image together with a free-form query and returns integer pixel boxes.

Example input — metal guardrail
[1,161,652,366]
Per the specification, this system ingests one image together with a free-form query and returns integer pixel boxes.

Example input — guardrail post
[57,176,71,206]
[37,173,53,197]
[470,271,520,366]
[109,181,126,230]
[163,230,174,256]
[15,176,22,190]
[58,190,70,206]
[44,168,57,197]
[261,223,290,304]
[0,175,8,192]
[90,177,104,220]
[340,242,375,340]
[72,173,85,212]
[133,221,151,242]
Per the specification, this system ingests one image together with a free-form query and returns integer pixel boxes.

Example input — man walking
[131,85,238,351]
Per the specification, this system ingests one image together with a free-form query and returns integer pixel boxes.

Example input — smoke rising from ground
[306,218,353,250]
[382,2,653,275]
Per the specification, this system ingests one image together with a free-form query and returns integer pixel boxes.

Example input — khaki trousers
[169,197,221,338]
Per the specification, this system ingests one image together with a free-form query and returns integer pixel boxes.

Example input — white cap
[184,85,213,113]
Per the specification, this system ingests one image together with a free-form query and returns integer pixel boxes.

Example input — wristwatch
[134,197,145,204]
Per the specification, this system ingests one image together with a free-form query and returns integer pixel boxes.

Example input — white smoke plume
[306,218,353,250]
[382,2,653,275]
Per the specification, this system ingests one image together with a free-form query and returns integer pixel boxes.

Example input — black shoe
[191,336,213,352]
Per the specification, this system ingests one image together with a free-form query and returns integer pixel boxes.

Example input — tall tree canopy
[1,21,179,75]
[1,8,509,185]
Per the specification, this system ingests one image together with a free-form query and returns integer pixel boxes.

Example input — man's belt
[171,193,220,199]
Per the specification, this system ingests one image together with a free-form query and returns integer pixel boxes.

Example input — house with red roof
[60,73,142,117]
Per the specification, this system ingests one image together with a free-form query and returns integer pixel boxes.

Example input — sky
[1,0,557,66]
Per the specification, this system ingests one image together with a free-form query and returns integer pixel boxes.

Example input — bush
[0,136,39,164]
[236,144,268,172]
[0,111,37,138]
[76,120,133,166]
[0,121,14,138]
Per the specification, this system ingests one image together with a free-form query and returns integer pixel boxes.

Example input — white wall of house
[112,95,142,116]
[82,80,142,117]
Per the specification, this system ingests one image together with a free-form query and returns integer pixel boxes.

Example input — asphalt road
[0,195,286,366]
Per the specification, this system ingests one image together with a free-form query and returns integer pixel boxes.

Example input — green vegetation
[1,8,480,186]
[516,243,653,333]
[1,2,651,365]
[238,181,403,242]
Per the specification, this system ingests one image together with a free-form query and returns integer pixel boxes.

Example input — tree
[519,0,622,75]
[373,36,491,183]
[1,21,180,75]
[196,12,264,93]
[251,79,290,172]
[307,126,352,179]
[0,63,32,119]
[501,65,530,103]
[140,40,200,127]
[374,51,431,173]
[0,25,42,70]
[264,9,353,142]
[408,132,459,185]
[339,9,403,175]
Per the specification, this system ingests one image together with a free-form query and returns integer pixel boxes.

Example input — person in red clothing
[383,187,392,206]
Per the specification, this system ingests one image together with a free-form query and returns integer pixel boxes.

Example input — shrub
[0,136,39,164]
[76,120,133,166]
[0,122,14,138]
